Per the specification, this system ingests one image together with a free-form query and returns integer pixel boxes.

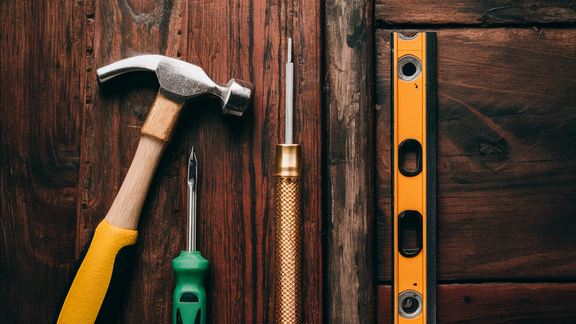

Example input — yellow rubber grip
[57,219,138,324]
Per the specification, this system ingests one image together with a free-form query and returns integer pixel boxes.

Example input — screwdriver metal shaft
[285,39,294,145]
[275,38,302,324]
[187,146,197,252]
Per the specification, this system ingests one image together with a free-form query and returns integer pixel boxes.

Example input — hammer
[56,55,253,324]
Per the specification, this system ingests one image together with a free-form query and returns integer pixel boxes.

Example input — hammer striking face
[97,54,253,117]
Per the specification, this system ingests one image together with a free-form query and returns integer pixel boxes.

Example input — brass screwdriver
[275,38,302,324]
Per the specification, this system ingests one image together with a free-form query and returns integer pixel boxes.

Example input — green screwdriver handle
[172,251,209,324]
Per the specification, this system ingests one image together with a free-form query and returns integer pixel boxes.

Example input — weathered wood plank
[375,1,576,26]
[185,1,323,322]
[0,0,86,323]
[377,283,576,323]
[376,28,576,281]
[325,0,376,322]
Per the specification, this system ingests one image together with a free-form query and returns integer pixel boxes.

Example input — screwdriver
[275,38,303,323]
[172,146,209,324]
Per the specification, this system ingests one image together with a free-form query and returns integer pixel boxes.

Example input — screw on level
[398,290,423,319]
[402,296,419,313]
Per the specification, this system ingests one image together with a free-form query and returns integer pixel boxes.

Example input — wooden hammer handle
[105,93,184,230]
[103,134,166,230]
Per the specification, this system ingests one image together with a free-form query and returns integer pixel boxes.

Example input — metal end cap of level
[275,144,301,177]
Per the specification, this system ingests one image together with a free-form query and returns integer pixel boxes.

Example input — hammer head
[97,55,253,117]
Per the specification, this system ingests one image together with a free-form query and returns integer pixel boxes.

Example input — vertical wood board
[0,1,86,323]
[325,0,376,322]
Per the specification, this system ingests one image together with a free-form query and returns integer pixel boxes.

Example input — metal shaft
[187,146,197,252]
[285,38,294,145]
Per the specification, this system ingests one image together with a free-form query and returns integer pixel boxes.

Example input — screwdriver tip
[287,38,293,63]
[188,146,197,188]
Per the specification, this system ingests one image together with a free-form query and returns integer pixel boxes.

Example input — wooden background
[1,0,576,323]
[1,0,321,323]
[374,1,576,323]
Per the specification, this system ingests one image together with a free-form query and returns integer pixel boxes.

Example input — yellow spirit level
[392,32,437,323]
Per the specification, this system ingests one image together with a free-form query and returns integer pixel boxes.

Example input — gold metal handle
[275,144,302,323]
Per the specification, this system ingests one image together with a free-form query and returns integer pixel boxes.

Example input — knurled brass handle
[275,144,302,324]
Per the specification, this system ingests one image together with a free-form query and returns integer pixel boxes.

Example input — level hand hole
[398,210,423,258]
[398,139,422,177]
[401,215,419,253]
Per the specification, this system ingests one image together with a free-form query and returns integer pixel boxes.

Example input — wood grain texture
[375,1,576,26]
[1,0,322,322]
[376,285,393,322]
[376,28,576,282]
[0,0,86,323]
[377,283,576,323]
[325,0,376,322]
[185,1,322,322]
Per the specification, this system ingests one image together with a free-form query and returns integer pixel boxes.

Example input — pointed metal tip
[188,146,197,188]
[287,38,293,63]
[189,145,196,160]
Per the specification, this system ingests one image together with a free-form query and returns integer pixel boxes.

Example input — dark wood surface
[325,0,375,322]
[3,0,576,323]
[378,284,576,323]
[0,1,87,323]
[0,0,322,323]
[375,1,576,26]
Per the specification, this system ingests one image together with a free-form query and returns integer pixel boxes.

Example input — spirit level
[392,32,437,324]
